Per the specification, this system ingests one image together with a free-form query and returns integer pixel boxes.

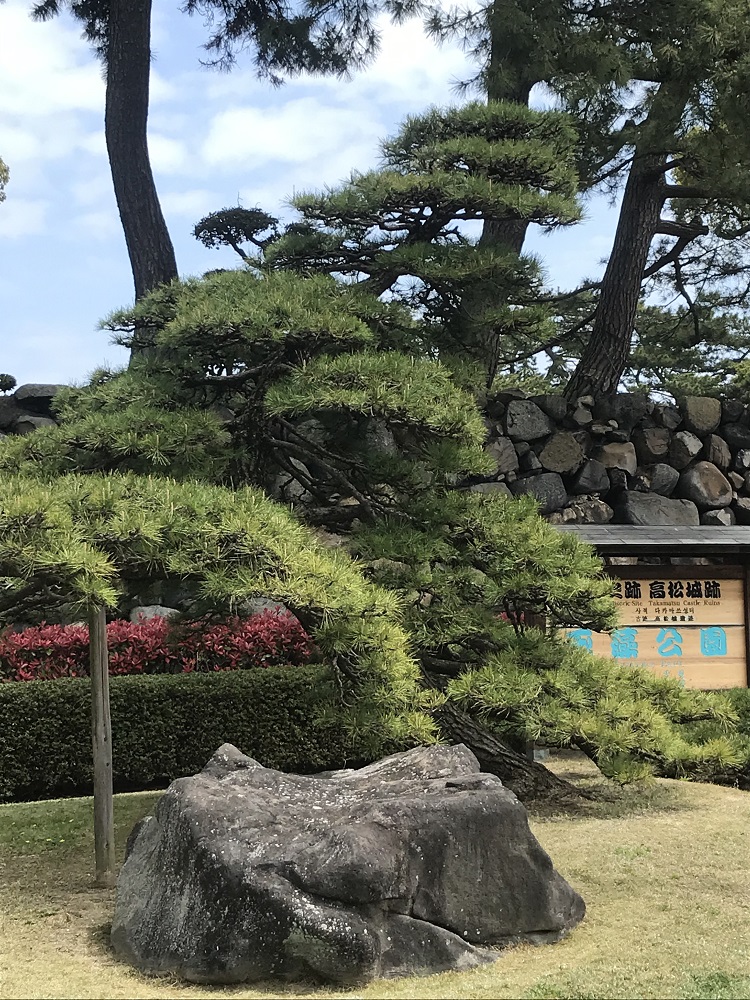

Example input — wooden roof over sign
[555,525,750,555]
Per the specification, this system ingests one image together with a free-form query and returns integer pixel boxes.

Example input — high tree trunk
[105,0,178,305]
[565,82,692,400]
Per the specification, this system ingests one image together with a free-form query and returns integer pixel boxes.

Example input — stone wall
[4,382,750,528]
[0,383,65,437]
[474,391,750,526]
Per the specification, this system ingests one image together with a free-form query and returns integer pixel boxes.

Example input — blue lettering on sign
[611,627,638,658]
[700,627,727,657]
[568,629,593,651]
[656,628,682,657]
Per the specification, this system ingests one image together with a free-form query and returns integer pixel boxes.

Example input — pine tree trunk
[480,1,538,256]
[564,82,692,400]
[105,0,178,306]
[436,700,582,802]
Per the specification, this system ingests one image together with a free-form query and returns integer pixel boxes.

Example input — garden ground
[0,754,748,1000]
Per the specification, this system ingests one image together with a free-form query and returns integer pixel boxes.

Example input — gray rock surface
[531,394,568,422]
[646,463,680,497]
[593,442,637,476]
[722,423,750,451]
[570,459,610,495]
[12,383,66,416]
[593,394,650,432]
[632,427,670,465]
[111,744,585,985]
[504,400,555,441]
[616,492,700,526]
[652,403,682,430]
[129,605,180,623]
[677,462,733,510]
[510,472,568,513]
[702,508,736,526]
[13,415,57,435]
[470,481,513,497]
[539,432,584,474]
[681,396,722,436]
[703,434,731,471]
[485,436,519,475]
[669,431,703,470]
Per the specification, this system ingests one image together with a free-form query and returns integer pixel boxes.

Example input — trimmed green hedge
[0,666,378,801]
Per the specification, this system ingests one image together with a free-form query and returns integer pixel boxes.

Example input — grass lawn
[0,757,749,1000]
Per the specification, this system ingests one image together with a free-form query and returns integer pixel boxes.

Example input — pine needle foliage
[0,472,433,755]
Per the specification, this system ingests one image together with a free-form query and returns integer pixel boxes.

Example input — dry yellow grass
[0,763,748,1000]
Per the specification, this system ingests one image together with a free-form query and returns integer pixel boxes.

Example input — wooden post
[89,603,116,887]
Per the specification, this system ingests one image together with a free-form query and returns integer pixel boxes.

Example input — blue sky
[0,0,617,386]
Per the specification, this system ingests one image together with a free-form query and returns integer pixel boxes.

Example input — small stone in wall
[539,432,584,474]
[669,431,703,470]
[470,482,513,497]
[570,459,610,495]
[680,396,722,436]
[652,403,682,431]
[729,471,745,491]
[505,400,555,441]
[677,462,732,510]
[647,463,680,497]
[733,498,750,524]
[616,492,700,526]
[702,508,736,526]
[632,427,671,465]
[485,436,519,474]
[13,415,57,435]
[130,606,180,623]
[569,405,593,427]
[531,394,568,421]
[703,434,731,472]
[721,398,746,424]
[510,473,568,514]
[593,442,637,476]
[12,383,67,416]
[733,449,750,473]
[722,423,750,451]
[563,498,614,524]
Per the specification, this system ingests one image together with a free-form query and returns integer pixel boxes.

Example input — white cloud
[202,99,384,170]
[161,189,220,219]
[148,134,191,174]
[76,209,119,242]
[0,196,48,238]
[0,3,103,119]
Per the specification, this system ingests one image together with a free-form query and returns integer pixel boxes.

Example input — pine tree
[200,101,581,390]
[2,252,742,798]
[0,156,8,203]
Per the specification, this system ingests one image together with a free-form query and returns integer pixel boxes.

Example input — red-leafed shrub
[0,611,313,682]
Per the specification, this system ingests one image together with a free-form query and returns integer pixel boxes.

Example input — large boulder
[669,431,703,470]
[632,427,671,465]
[677,462,733,510]
[12,383,66,416]
[510,472,568,513]
[593,442,637,476]
[485,436,519,474]
[570,459,610,495]
[504,400,555,441]
[680,396,721,436]
[616,492,700,526]
[538,432,584,474]
[112,745,585,985]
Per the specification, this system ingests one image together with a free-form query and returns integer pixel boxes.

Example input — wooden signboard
[565,568,748,689]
